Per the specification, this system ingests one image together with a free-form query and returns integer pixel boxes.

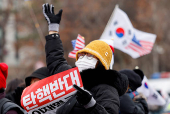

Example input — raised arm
[42,3,71,75]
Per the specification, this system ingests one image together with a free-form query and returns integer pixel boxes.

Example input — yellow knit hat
[76,40,112,70]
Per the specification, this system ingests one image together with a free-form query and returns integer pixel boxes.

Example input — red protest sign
[21,67,83,113]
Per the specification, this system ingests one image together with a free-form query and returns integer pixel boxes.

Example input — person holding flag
[42,3,128,114]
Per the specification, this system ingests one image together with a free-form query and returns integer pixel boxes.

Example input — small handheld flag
[137,76,166,106]
[68,34,85,58]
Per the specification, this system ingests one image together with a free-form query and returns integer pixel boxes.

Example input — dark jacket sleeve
[135,98,149,114]
[45,34,72,75]
[56,85,119,114]
[5,87,25,107]
[120,94,147,114]
[90,84,120,114]
[6,110,18,114]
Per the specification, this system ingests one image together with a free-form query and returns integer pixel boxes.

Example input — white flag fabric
[125,29,156,58]
[100,5,156,58]
[137,76,166,106]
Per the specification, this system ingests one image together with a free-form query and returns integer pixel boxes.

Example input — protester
[42,3,128,114]
[119,69,149,114]
[5,78,25,95]
[0,63,24,114]
[5,67,50,107]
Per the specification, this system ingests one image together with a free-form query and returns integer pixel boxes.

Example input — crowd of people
[0,3,167,114]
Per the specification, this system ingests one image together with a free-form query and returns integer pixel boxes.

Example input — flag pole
[100,4,119,39]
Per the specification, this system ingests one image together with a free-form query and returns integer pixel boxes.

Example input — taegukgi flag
[100,5,156,58]
[137,76,166,106]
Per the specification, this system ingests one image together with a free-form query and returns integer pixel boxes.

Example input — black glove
[73,84,96,109]
[42,3,63,32]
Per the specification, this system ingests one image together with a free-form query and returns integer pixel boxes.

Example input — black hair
[95,60,105,70]
[0,88,5,93]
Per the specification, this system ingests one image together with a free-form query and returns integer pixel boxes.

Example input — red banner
[21,67,83,114]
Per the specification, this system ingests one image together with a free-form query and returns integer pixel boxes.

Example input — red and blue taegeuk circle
[144,82,149,89]
[115,28,125,38]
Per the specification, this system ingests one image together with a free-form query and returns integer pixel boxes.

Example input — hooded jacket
[45,34,129,114]
[0,89,24,114]
[25,67,50,86]
[120,93,148,114]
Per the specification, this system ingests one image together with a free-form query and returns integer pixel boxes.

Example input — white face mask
[75,55,98,72]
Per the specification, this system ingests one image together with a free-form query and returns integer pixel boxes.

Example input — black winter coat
[56,67,128,114]
[5,87,25,107]
[120,94,148,114]
[0,90,25,114]
[45,34,128,114]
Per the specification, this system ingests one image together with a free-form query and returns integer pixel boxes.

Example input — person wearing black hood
[119,68,149,114]
[42,3,128,114]
[5,67,50,107]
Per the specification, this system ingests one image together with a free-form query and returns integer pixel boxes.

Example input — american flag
[125,35,154,56]
[68,34,85,58]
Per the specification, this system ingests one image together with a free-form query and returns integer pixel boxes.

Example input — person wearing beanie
[133,68,144,81]
[0,63,24,114]
[119,69,143,91]
[43,3,128,114]
[5,67,50,108]
[119,69,149,114]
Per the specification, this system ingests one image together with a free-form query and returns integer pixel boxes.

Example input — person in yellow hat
[42,3,128,114]
[75,40,112,71]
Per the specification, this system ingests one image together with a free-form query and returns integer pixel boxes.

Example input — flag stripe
[130,43,149,54]
[75,46,84,49]
[76,42,85,47]
[68,34,85,59]
[140,40,154,45]
[77,38,85,45]
[78,38,85,43]
[68,54,76,58]
[127,45,143,56]
[133,42,151,52]
[78,35,85,41]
